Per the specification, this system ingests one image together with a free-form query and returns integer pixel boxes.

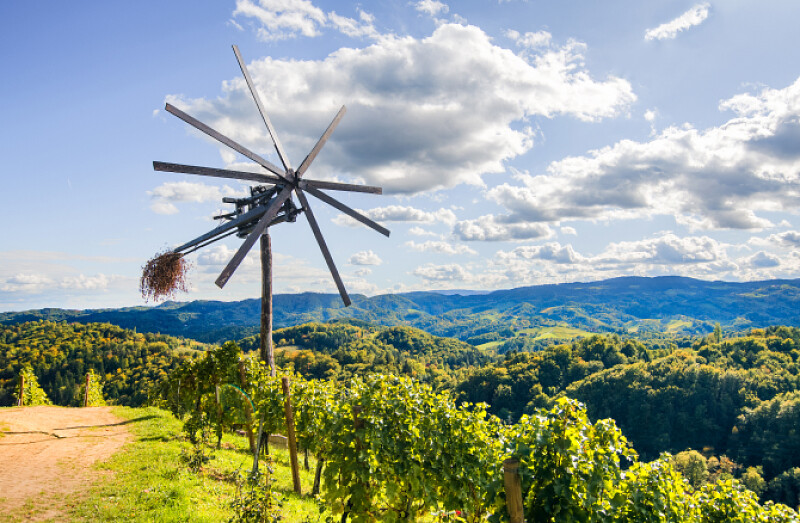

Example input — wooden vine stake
[282,377,301,494]
[237,361,256,454]
[83,372,90,407]
[503,458,525,523]
[18,373,24,407]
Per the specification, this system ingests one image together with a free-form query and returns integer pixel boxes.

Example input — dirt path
[0,406,131,521]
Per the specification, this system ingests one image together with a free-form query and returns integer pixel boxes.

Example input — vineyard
[151,341,800,522]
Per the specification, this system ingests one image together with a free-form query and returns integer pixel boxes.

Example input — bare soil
[0,406,130,521]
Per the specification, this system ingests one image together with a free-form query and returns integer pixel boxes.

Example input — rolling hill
[2,276,799,343]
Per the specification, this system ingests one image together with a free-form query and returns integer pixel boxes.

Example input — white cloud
[413,263,469,282]
[353,267,372,277]
[1,273,54,292]
[59,274,112,291]
[766,230,800,248]
[482,77,800,231]
[560,226,577,235]
[748,251,781,269]
[349,250,383,265]
[172,23,635,194]
[2,272,117,293]
[328,9,379,39]
[408,226,440,237]
[453,215,552,241]
[148,181,242,215]
[233,0,327,40]
[645,3,710,41]
[404,240,477,255]
[498,242,582,264]
[508,29,552,49]
[335,205,457,226]
[415,0,448,17]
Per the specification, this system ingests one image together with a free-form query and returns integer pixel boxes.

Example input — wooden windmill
[151,45,389,371]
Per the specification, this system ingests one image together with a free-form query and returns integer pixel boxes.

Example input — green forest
[4,318,800,517]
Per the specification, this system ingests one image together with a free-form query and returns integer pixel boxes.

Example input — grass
[517,326,592,340]
[68,407,325,522]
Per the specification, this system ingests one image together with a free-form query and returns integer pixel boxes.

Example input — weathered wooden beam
[295,189,351,306]
[260,233,275,377]
[153,161,281,185]
[172,204,268,254]
[299,178,382,195]
[215,188,292,288]
[303,185,390,237]
[164,103,288,181]
[232,45,293,172]
[296,105,346,177]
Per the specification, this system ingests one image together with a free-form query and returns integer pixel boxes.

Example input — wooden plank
[153,161,281,184]
[295,189,351,306]
[295,105,346,177]
[172,204,268,253]
[232,45,293,172]
[300,178,382,195]
[303,185,390,237]
[215,188,292,288]
[164,103,288,180]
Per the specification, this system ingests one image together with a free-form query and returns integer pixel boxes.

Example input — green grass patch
[69,407,324,522]
[517,326,591,340]
[666,319,693,333]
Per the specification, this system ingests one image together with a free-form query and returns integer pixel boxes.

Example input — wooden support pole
[238,361,256,454]
[260,233,275,376]
[18,373,24,407]
[312,458,324,496]
[215,384,223,449]
[84,372,90,407]
[503,458,525,523]
[282,377,301,494]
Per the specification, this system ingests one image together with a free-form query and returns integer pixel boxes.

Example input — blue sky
[2,0,800,311]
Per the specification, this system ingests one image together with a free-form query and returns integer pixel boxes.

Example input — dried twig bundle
[140,250,190,302]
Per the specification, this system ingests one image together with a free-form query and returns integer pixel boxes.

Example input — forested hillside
[6,318,800,508]
[0,321,204,406]
[3,276,800,343]
[455,326,800,506]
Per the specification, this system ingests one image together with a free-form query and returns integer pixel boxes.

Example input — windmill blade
[164,103,288,181]
[302,185,390,237]
[295,105,347,178]
[295,189,351,307]
[215,188,293,288]
[232,45,292,172]
[173,203,270,253]
[300,178,382,194]
[154,161,282,185]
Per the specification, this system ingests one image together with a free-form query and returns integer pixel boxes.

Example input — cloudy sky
[2,0,800,311]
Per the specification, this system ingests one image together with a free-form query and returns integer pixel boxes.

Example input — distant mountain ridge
[2,276,800,343]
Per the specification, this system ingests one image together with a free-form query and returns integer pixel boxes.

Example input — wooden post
[84,372,90,407]
[238,361,256,454]
[18,373,24,407]
[503,458,524,523]
[282,377,301,494]
[251,409,267,476]
[260,233,275,376]
[215,384,223,449]
[312,458,324,496]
